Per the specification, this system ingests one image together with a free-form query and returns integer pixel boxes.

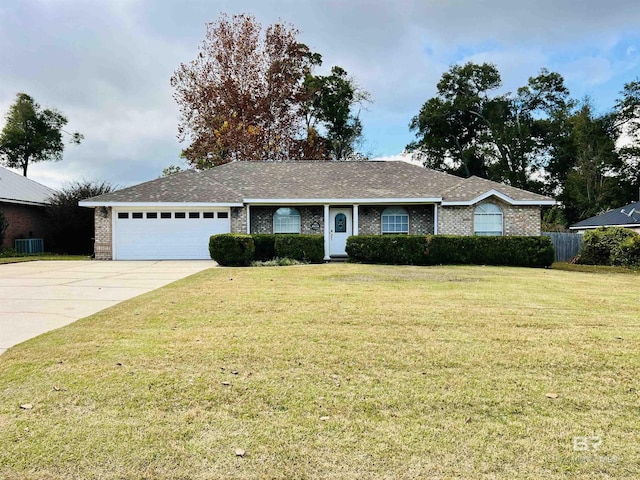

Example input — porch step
[328,255,349,263]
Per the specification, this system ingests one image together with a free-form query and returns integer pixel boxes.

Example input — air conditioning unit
[14,238,44,254]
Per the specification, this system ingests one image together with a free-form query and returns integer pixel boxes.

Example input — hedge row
[577,227,640,266]
[345,235,555,268]
[209,234,324,266]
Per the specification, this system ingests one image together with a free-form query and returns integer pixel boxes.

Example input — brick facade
[87,200,542,261]
[230,207,247,234]
[0,202,50,249]
[438,199,541,236]
[94,207,113,260]
[358,205,435,235]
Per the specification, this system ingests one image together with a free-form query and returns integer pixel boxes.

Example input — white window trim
[381,207,409,234]
[273,207,301,234]
[474,203,504,236]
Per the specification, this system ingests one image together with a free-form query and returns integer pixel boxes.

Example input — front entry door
[329,208,352,256]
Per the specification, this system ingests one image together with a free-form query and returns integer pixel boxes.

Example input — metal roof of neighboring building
[570,201,640,230]
[0,166,57,206]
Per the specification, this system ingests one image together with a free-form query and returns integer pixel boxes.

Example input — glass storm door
[329,208,352,256]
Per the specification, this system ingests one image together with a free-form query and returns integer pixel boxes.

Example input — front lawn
[0,254,90,264]
[0,264,638,479]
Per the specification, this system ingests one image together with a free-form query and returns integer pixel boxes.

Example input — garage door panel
[114,212,230,260]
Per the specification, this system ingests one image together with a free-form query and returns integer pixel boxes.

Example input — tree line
[1,12,638,229]
[407,62,640,227]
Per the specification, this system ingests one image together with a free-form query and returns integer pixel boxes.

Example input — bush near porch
[209,234,324,266]
[346,235,555,268]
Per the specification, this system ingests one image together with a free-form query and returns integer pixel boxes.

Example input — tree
[0,93,83,176]
[302,66,370,161]
[161,165,185,177]
[559,104,626,224]
[407,63,570,191]
[171,14,319,167]
[613,79,640,200]
[47,181,114,254]
[171,13,370,167]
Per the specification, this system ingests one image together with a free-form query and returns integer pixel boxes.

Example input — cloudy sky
[1,0,639,190]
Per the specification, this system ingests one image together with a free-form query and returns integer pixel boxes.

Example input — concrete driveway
[0,260,214,355]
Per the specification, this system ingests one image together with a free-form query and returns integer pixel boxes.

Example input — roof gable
[0,166,56,206]
[440,176,555,205]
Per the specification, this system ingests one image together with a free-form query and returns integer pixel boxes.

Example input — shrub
[47,180,114,254]
[274,234,324,263]
[610,235,640,267]
[251,257,308,267]
[345,235,430,265]
[577,227,639,265]
[252,234,276,261]
[209,234,255,266]
[346,235,555,268]
[0,211,8,246]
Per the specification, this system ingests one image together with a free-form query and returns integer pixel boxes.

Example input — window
[203,212,215,219]
[117,212,129,219]
[189,212,200,219]
[335,213,347,233]
[273,207,301,234]
[381,207,409,234]
[174,212,186,219]
[474,203,503,236]
[132,212,143,219]
[146,212,158,219]
[217,212,229,219]
[160,212,171,219]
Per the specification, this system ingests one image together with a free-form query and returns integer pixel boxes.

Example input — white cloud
[1,0,640,188]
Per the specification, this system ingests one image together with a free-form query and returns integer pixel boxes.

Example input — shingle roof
[83,169,243,203]
[81,161,556,205]
[0,166,56,206]
[441,175,554,203]
[201,161,462,199]
[570,201,640,229]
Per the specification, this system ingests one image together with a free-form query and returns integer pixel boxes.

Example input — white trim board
[441,189,557,206]
[80,201,243,208]
[243,197,442,205]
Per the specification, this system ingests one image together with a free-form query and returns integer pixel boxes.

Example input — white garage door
[114,209,231,260]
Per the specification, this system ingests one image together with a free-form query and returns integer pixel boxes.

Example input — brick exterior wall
[438,199,541,236]
[230,207,247,233]
[249,206,324,234]
[358,205,435,235]
[0,202,50,249]
[94,207,113,260]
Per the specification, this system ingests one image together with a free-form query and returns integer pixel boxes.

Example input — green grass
[552,261,640,275]
[0,254,90,264]
[1,264,638,479]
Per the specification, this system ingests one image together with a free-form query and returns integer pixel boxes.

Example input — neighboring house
[0,166,56,249]
[569,200,640,234]
[79,161,556,261]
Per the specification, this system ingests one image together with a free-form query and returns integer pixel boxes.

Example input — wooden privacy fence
[542,232,582,262]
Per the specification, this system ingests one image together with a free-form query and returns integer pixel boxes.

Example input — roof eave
[0,198,49,207]
[243,197,443,205]
[78,201,244,208]
[569,223,640,230]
